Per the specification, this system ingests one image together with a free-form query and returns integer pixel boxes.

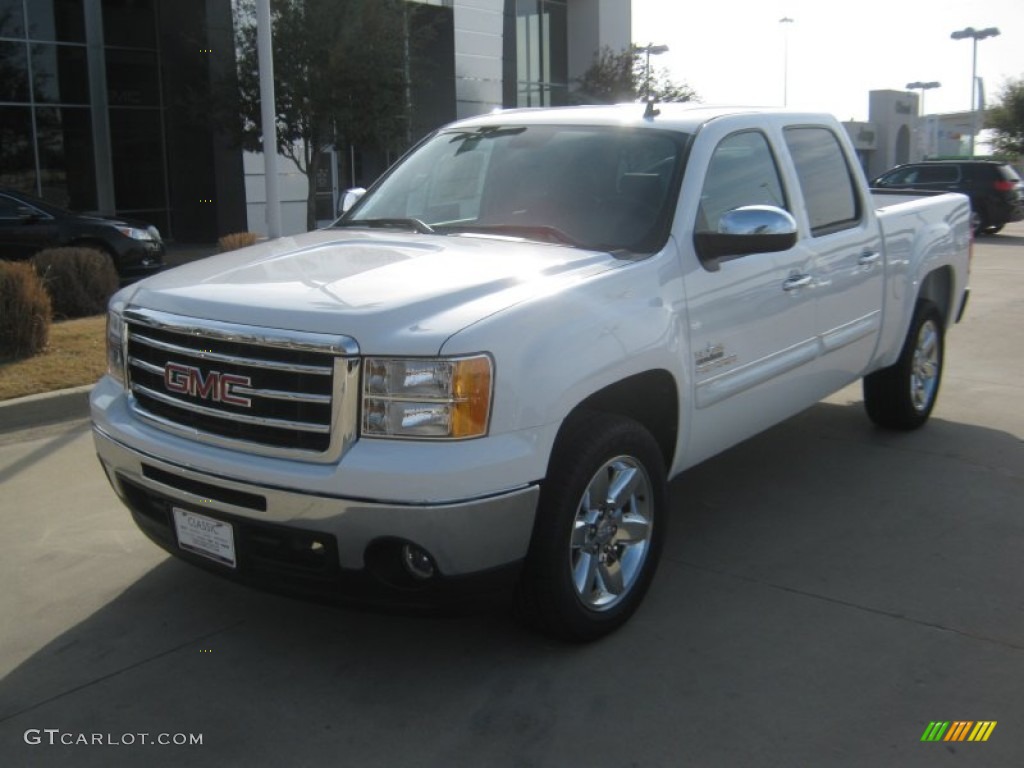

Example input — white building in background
[246,0,632,236]
[843,90,994,179]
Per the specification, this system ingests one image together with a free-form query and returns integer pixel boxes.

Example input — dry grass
[218,231,259,252]
[0,315,106,401]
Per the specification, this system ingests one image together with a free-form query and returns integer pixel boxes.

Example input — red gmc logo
[164,362,252,408]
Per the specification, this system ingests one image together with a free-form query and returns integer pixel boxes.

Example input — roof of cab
[444,103,837,134]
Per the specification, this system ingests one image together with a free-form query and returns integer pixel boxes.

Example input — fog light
[401,543,436,580]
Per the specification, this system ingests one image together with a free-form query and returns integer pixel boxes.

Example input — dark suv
[872,160,1024,235]
[0,188,165,281]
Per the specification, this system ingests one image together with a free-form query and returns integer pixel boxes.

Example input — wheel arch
[918,266,953,327]
[555,369,679,472]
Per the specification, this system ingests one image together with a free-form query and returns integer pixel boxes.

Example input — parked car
[0,187,164,280]
[872,160,1024,235]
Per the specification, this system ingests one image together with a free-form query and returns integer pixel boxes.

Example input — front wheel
[516,412,667,642]
[863,300,944,430]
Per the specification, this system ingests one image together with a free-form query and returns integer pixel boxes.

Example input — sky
[631,0,1024,122]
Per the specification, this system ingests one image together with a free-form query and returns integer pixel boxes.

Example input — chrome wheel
[517,412,666,641]
[910,319,940,412]
[864,300,944,431]
[569,456,654,612]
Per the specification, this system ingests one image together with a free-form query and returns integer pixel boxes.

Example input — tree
[986,77,1024,158]
[572,46,697,105]
[233,0,428,230]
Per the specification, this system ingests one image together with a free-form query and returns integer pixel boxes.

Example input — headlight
[106,308,126,386]
[113,225,155,241]
[362,355,493,439]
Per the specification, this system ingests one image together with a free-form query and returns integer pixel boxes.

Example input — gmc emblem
[164,362,252,408]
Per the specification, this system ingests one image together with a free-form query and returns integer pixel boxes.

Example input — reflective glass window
[784,126,861,236]
[698,130,788,234]
[515,0,567,107]
[0,106,36,192]
[0,0,26,38]
[102,0,156,49]
[27,0,86,42]
[109,108,165,210]
[106,47,159,107]
[0,40,30,101]
[32,43,90,104]
[36,106,96,209]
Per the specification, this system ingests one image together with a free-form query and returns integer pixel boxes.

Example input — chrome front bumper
[93,426,539,578]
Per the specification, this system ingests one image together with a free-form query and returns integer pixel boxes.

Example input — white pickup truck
[91,105,971,641]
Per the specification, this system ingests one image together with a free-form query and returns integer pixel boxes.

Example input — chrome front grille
[123,309,360,461]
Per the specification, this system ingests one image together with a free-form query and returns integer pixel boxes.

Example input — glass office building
[0,0,244,241]
[513,0,567,107]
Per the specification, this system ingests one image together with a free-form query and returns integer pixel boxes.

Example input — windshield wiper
[436,223,580,247]
[338,218,435,235]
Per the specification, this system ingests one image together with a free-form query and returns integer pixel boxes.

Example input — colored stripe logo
[921,721,997,742]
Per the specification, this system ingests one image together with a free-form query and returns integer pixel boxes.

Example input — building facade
[444,0,630,116]
[1,0,246,241]
[844,90,992,179]
[247,0,632,235]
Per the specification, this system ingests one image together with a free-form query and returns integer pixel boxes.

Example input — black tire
[969,209,985,237]
[515,411,667,642]
[863,300,944,430]
[984,223,1004,235]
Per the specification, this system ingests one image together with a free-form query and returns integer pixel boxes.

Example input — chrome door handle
[858,250,881,266]
[783,274,813,291]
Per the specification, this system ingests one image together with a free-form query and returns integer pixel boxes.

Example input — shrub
[218,232,259,252]
[31,247,119,319]
[0,260,52,359]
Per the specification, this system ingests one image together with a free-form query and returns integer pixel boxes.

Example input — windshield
[340,124,688,253]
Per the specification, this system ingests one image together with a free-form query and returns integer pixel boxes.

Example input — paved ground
[1,225,1021,767]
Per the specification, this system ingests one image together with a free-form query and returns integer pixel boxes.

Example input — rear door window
[784,126,861,236]
[915,165,959,183]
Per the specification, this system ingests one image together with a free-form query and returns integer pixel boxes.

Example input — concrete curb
[0,384,92,434]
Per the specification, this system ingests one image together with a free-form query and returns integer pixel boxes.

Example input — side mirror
[339,187,366,215]
[694,205,798,269]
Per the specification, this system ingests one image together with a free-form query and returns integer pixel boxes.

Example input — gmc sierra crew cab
[91,105,972,641]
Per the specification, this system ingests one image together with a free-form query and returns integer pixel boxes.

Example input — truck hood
[124,228,623,354]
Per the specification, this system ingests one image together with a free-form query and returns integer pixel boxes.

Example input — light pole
[256,0,281,238]
[951,26,1000,157]
[779,17,794,106]
[905,81,941,116]
[635,43,669,101]
[906,81,941,160]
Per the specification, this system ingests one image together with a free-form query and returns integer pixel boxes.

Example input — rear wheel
[970,209,986,236]
[516,412,667,642]
[863,300,944,430]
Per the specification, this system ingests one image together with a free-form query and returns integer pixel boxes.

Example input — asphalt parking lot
[1,224,1022,767]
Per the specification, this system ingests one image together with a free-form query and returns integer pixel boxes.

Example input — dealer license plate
[172,508,236,568]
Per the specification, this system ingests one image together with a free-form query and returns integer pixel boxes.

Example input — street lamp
[635,43,669,101]
[779,17,794,106]
[951,26,1000,157]
[905,81,941,115]
[906,81,941,160]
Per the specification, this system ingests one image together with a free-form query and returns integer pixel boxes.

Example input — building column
[83,0,115,214]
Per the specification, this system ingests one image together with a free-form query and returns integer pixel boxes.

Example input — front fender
[441,243,689,467]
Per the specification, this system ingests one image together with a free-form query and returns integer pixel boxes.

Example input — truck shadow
[2,400,1022,764]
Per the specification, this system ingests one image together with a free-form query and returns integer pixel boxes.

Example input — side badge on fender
[695,343,737,375]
